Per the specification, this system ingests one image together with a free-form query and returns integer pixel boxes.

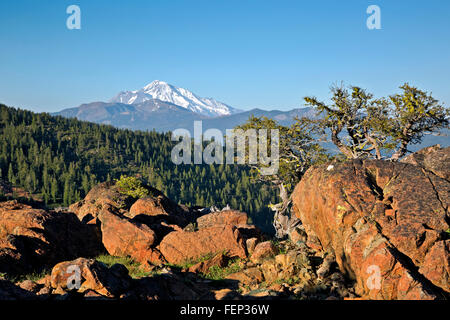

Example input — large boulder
[69,182,133,223]
[250,241,277,263]
[292,158,449,300]
[98,208,165,265]
[50,258,131,298]
[128,193,190,227]
[196,210,248,229]
[0,201,103,274]
[159,225,247,264]
[401,145,450,181]
[70,181,191,226]
[188,252,229,274]
[196,210,262,245]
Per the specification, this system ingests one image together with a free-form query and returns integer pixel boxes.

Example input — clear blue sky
[0,0,449,112]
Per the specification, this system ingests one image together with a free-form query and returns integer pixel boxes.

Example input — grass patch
[204,258,244,280]
[166,252,218,270]
[3,268,51,283]
[96,254,152,279]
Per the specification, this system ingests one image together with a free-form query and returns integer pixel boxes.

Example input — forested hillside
[0,104,277,232]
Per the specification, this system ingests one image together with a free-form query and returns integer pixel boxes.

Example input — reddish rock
[401,145,450,181]
[17,280,41,293]
[188,253,229,274]
[84,289,111,300]
[69,182,133,223]
[0,200,103,274]
[196,210,248,229]
[0,279,36,300]
[418,240,450,293]
[159,225,247,264]
[128,194,188,226]
[98,208,165,265]
[246,238,259,255]
[213,288,239,300]
[226,267,264,286]
[289,226,308,245]
[292,157,449,299]
[235,224,262,241]
[50,258,131,298]
[250,241,277,263]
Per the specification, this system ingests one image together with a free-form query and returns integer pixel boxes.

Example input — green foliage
[444,228,450,240]
[166,252,218,270]
[204,258,244,280]
[0,104,277,233]
[115,175,149,198]
[234,115,330,197]
[96,254,152,279]
[304,85,393,159]
[2,269,50,283]
[388,83,449,160]
[304,83,449,160]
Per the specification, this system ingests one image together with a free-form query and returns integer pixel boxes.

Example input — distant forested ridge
[0,104,277,233]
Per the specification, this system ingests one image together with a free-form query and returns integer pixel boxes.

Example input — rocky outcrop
[50,258,131,298]
[196,210,262,244]
[128,193,190,226]
[196,210,248,229]
[159,225,247,264]
[0,175,368,301]
[292,158,449,299]
[401,145,450,181]
[250,241,277,263]
[0,279,36,300]
[187,252,229,274]
[98,208,165,265]
[223,239,353,299]
[70,180,192,227]
[0,201,103,274]
[69,182,133,223]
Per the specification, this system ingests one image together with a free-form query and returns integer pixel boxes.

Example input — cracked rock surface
[292,152,449,299]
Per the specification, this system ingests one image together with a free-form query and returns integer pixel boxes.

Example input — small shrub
[115,175,149,199]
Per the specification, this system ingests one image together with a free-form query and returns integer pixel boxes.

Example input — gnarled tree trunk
[271,183,300,239]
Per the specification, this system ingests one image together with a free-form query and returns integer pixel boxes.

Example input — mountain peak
[143,80,169,90]
[110,80,240,117]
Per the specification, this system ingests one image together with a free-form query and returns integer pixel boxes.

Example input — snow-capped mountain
[110,80,241,117]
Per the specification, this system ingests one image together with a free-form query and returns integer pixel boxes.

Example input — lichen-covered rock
[159,225,247,264]
[50,258,131,298]
[0,201,103,274]
[250,241,277,263]
[292,158,449,299]
[188,252,229,274]
[128,194,189,226]
[196,210,248,229]
[69,182,133,223]
[401,145,450,181]
[98,208,164,265]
